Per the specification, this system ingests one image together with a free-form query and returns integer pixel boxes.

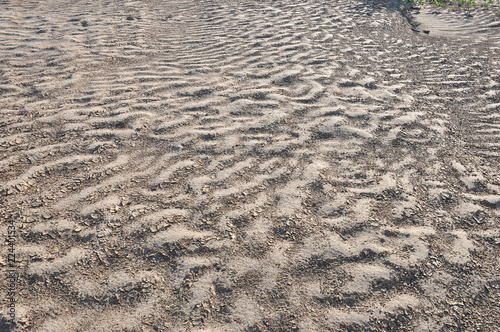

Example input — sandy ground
[1,0,499,331]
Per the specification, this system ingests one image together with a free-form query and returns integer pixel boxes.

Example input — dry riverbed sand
[1,0,499,331]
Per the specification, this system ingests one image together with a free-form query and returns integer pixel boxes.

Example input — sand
[0,0,499,331]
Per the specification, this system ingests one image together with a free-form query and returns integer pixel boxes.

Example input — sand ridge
[1,0,499,331]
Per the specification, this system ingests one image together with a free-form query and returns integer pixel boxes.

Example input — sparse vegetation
[399,0,500,10]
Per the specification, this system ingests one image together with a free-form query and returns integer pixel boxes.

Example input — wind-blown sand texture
[1,0,500,331]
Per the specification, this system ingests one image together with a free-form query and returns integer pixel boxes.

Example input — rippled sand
[1,0,499,330]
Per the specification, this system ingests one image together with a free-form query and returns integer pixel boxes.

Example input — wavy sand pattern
[1,0,500,331]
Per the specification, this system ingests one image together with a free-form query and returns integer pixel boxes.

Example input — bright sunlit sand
[1,0,499,330]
